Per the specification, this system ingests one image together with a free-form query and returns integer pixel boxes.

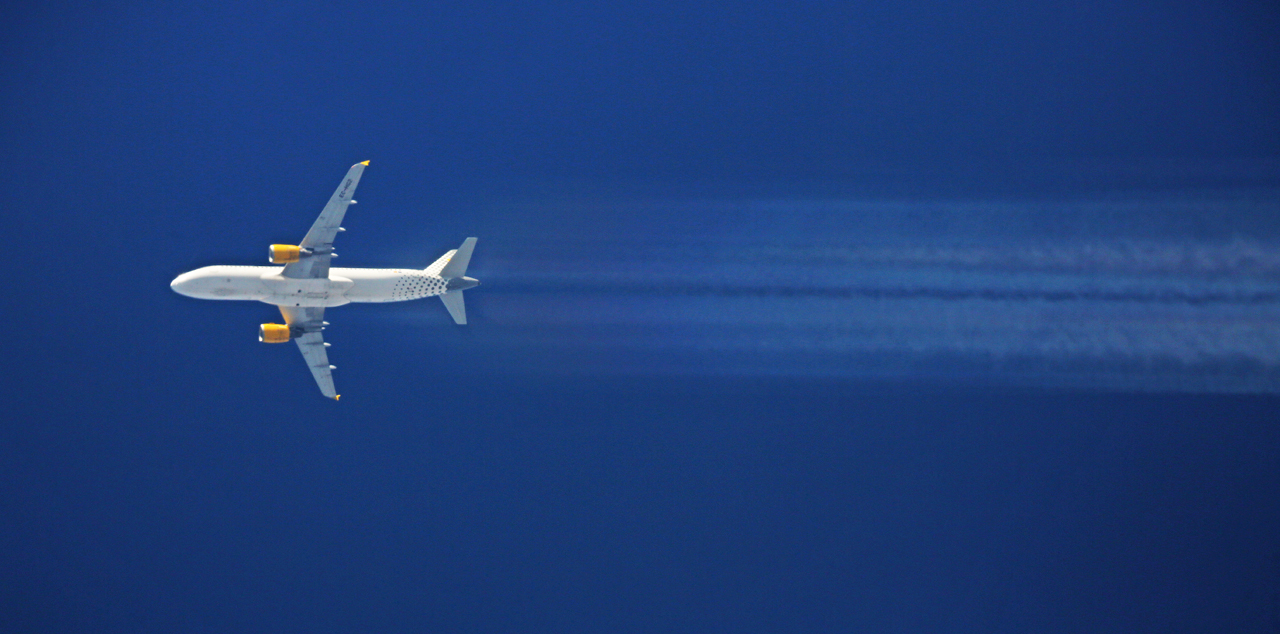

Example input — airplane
[169,161,479,400]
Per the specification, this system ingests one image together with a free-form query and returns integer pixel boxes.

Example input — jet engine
[269,244,301,264]
[259,323,291,343]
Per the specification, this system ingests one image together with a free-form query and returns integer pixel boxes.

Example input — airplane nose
[170,272,193,296]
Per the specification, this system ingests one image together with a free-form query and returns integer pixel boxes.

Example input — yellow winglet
[359,160,370,166]
[334,394,341,401]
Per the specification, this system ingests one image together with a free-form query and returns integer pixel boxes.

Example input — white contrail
[404,195,1280,392]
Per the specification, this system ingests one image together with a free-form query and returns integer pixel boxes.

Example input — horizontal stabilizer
[440,291,467,325]
[440,237,477,279]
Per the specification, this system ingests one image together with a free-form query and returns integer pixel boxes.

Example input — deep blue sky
[4,2,1280,632]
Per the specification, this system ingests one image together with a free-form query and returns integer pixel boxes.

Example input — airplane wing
[282,161,369,280]
[280,306,339,400]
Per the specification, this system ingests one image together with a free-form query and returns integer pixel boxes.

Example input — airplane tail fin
[434,238,478,325]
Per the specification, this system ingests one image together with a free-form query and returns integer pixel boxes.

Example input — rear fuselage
[169,265,453,307]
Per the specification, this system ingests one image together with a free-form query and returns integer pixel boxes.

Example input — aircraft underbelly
[345,279,399,302]
[337,268,440,303]
[260,294,352,308]
[258,272,353,307]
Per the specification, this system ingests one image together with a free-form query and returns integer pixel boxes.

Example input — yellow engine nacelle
[269,244,301,264]
[259,323,291,343]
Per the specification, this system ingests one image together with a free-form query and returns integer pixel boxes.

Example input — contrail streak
[402,193,1280,392]
[493,280,1280,305]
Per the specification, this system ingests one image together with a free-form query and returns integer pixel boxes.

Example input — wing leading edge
[280,306,338,399]
[282,160,369,280]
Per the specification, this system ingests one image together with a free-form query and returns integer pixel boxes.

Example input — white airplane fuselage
[170,265,477,307]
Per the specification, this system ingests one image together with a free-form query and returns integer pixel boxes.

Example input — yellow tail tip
[358,160,370,166]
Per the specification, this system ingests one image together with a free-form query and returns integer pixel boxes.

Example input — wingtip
[358,160,370,166]
[334,394,341,401]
